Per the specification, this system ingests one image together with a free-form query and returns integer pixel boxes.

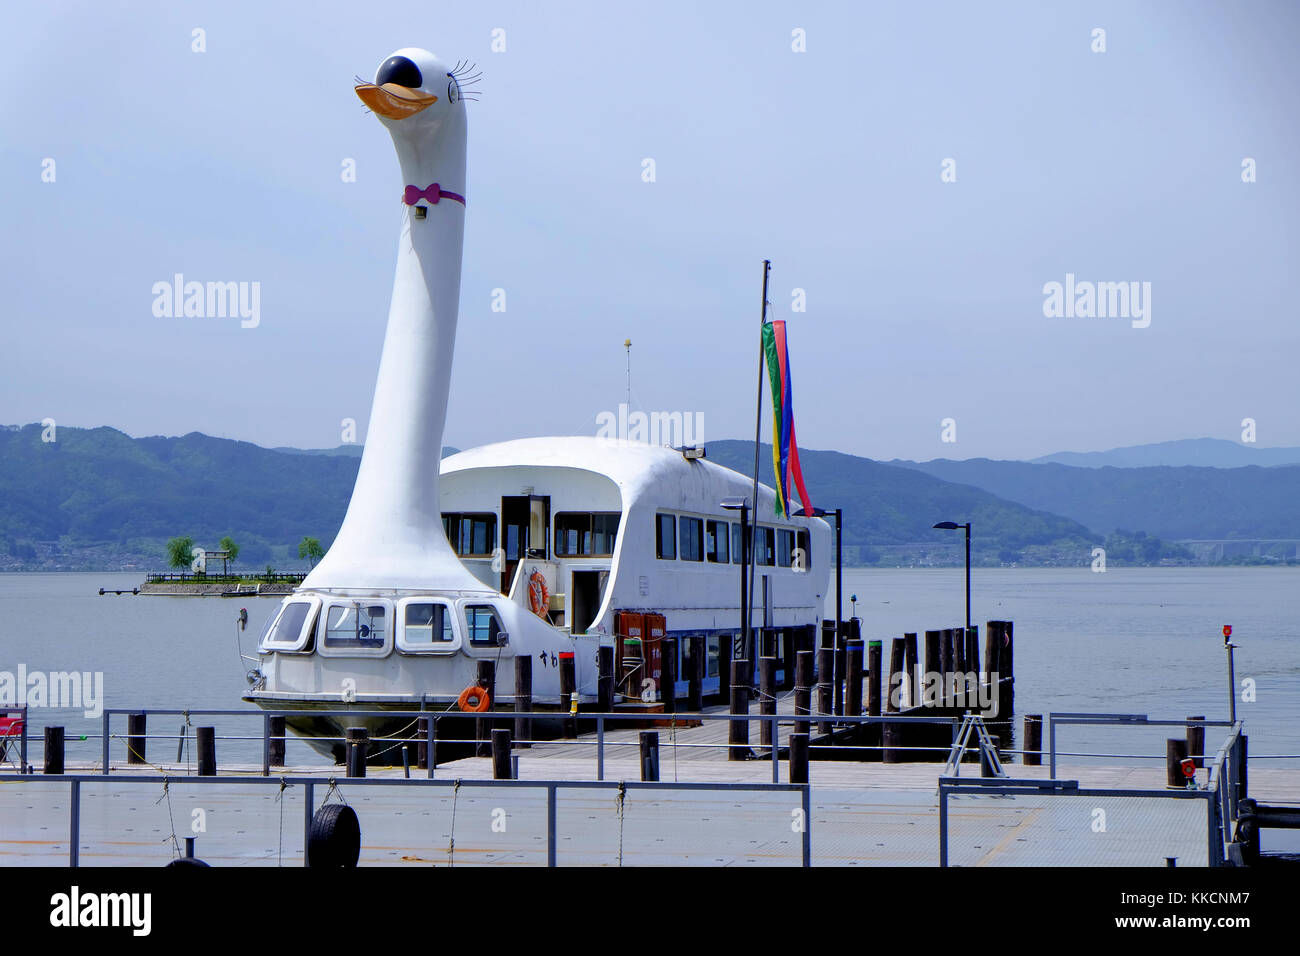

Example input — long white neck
[304,108,484,591]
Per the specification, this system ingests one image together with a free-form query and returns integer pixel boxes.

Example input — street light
[933,520,971,635]
[721,497,752,671]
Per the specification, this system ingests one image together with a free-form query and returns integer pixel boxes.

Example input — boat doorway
[501,494,550,592]
[570,569,607,635]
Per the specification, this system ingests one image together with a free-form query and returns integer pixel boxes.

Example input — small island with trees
[139,534,324,596]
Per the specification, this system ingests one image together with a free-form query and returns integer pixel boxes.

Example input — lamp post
[799,506,843,708]
[933,521,971,634]
[721,497,752,672]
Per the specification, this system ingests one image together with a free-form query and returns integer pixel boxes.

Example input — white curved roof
[442,436,794,517]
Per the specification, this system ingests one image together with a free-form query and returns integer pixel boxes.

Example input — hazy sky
[3,1,1297,462]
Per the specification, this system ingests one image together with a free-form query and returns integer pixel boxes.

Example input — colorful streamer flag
[761,320,813,517]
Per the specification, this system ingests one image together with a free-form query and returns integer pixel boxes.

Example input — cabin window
[680,517,704,562]
[706,520,729,564]
[261,600,314,651]
[656,513,676,560]
[731,523,743,565]
[402,603,454,645]
[777,529,795,568]
[755,527,775,566]
[324,603,387,648]
[592,513,619,555]
[465,605,504,646]
[796,529,811,570]
[555,512,620,557]
[442,512,496,557]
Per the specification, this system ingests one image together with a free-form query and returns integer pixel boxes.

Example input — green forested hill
[1,425,1279,571]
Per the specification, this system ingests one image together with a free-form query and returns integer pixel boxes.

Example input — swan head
[354,47,472,140]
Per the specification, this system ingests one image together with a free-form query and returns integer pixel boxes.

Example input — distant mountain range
[1028,438,1300,469]
[889,457,1300,542]
[1,424,1295,571]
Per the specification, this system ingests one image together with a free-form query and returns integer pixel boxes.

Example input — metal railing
[6,707,972,784]
[939,713,1250,867]
[1046,712,1234,778]
[0,771,813,868]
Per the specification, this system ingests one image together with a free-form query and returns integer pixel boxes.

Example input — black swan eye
[376,56,422,89]
[447,76,459,103]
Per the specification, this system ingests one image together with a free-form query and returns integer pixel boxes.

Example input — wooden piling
[417,716,430,769]
[559,652,576,738]
[834,622,852,716]
[993,621,1014,724]
[196,726,216,776]
[887,638,906,713]
[883,718,901,764]
[759,656,776,747]
[728,660,749,760]
[794,650,813,733]
[817,645,835,735]
[1166,738,1190,788]
[688,635,705,711]
[924,630,941,708]
[662,636,678,713]
[983,622,1000,683]
[904,633,919,710]
[938,629,953,705]
[491,728,512,780]
[1187,716,1205,769]
[640,731,660,781]
[477,660,497,755]
[127,713,146,765]
[789,732,809,784]
[1024,714,1043,766]
[842,642,863,717]
[43,726,64,775]
[514,655,532,749]
[965,626,980,676]
[269,715,286,767]
[345,727,367,777]
[953,626,966,674]
[598,645,614,712]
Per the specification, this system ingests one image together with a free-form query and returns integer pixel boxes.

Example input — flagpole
[749,258,770,681]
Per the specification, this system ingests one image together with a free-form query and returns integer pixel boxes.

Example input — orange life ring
[457,684,491,713]
[528,570,550,619]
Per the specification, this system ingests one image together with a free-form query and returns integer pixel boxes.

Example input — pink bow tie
[403,183,466,206]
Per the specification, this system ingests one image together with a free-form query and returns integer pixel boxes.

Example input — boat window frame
[554,511,621,558]
[258,596,320,653]
[777,529,795,568]
[679,516,704,562]
[395,597,461,654]
[442,511,498,558]
[463,603,507,650]
[318,599,393,658]
[796,528,811,571]
[655,512,677,560]
[706,519,729,564]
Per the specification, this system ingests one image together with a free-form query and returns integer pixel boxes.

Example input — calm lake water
[0,569,1296,770]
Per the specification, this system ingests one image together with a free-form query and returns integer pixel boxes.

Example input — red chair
[0,710,25,768]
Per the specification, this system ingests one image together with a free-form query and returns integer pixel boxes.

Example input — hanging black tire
[307,803,361,867]
[165,857,210,867]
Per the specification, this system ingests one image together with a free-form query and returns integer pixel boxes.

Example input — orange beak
[355,82,437,120]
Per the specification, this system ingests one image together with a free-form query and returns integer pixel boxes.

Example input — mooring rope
[446,779,461,867]
[275,777,287,867]
[153,778,181,859]
[616,781,626,867]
